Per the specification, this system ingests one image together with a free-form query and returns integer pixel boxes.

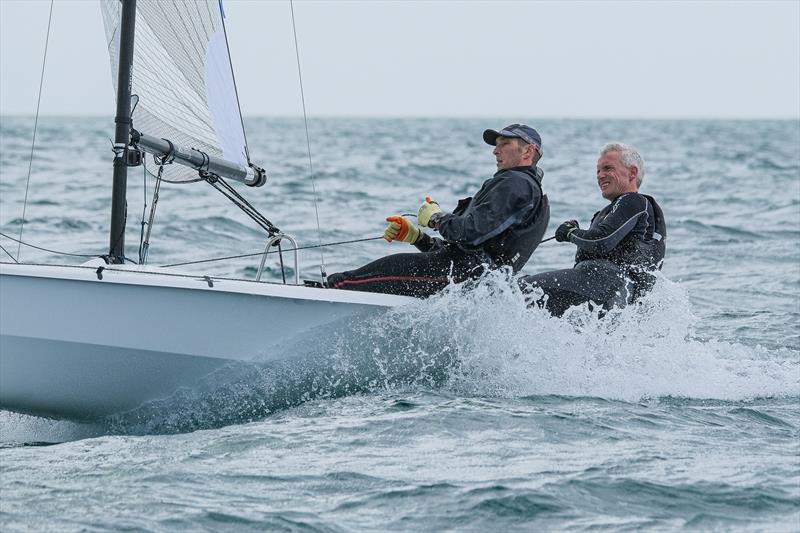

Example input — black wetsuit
[520,192,666,316]
[328,165,550,297]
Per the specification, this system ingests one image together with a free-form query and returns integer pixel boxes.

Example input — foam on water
[0,411,106,444]
[410,270,799,402]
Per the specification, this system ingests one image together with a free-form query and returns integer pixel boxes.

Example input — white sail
[101,0,249,182]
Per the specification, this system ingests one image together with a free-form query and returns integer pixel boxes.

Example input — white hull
[0,262,412,420]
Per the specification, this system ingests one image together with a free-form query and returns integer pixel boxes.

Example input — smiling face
[596,150,639,200]
[493,137,532,170]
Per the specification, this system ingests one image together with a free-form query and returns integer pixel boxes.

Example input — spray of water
[412,269,798,402]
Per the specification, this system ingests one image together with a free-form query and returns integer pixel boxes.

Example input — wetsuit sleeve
[413,232,447,252]
[569,194,649,254]
[436,176,539,247]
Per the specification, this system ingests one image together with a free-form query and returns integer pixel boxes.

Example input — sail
[101,0,250,183]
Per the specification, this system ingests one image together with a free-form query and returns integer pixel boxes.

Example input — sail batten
[101,0,254,184]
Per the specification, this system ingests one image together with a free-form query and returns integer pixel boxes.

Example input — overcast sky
[1,0,798,119]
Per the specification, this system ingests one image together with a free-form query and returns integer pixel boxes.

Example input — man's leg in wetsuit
[328,247,489,298]
[519,260,631,317]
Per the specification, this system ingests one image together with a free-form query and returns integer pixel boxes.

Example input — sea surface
[1,116,799,531]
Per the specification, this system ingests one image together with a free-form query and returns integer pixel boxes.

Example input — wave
[680,219,764,240]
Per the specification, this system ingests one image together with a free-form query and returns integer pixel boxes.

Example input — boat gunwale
[0,261,415,307]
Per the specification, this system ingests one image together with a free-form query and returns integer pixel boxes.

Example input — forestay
[101,0,250,183]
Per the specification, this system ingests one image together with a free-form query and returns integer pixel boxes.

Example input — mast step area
[131,129,266,187]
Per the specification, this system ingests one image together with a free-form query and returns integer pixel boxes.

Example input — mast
[108,0,136,264]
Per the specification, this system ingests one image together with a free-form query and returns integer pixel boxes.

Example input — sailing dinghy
[0,0,412,421]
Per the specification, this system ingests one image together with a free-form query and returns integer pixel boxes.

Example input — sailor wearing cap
[482,124,543,160]
[327,124,550,297]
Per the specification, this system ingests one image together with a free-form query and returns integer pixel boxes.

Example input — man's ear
[531,146,541,164]
[629,166,639,184]
[526,143,535,159]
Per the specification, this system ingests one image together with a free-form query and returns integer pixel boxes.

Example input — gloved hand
[384,215,420,244]
[417,196,442,228]
[555,220,579,242]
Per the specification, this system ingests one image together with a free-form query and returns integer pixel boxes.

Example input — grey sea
[1,116,798,532]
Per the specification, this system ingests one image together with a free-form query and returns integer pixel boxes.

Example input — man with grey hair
[520,143,666,316]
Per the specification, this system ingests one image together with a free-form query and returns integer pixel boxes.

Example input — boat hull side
[0,264,410,419]
[0,334,230,419]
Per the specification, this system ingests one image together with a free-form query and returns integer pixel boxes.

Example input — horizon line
[1,113,799,121]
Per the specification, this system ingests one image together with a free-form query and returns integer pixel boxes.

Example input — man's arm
[436,176,539,247]
[569,193,649,254]
[413,232,447,252]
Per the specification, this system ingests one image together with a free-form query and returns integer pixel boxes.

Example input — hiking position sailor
[520,143,666,316]
[327,124,551,297]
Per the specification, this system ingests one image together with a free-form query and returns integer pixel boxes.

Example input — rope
[17,0,54,261]
[0,227,558,270]
[160,232,558,269]
[161,235,384,268]
[0,230,99,259]
[290,0,327,283]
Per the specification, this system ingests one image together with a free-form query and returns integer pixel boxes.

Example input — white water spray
[390,270,799,402]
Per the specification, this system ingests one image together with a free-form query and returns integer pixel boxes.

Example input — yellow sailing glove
[417,196,442,228]
[384,215,420,244]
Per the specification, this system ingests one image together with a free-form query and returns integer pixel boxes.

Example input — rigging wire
[16,0,54,261]
[138,158,149,263]
[161,235,385,268]
[0,226,557,270]
[0,230,106,260]
[139,158,165,264]
[0,243,19,263]
[289,0,328,284]
[161,234,559,269]
[204,176,281,236]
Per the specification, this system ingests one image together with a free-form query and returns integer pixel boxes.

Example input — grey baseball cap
[483,123,543,155]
